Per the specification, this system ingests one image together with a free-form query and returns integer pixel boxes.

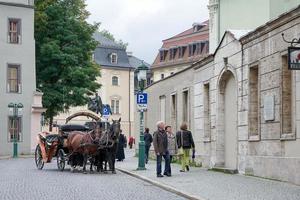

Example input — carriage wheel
[57,149,65,171]
[35,145,44,170]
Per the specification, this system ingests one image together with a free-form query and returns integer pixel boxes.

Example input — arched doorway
[218,70,237,169]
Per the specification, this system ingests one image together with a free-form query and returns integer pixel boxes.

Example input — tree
[35,0,101,130]
[100,29,128,50]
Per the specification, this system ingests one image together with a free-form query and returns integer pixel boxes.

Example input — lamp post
[137,62,148,170]
[8,103,23,158]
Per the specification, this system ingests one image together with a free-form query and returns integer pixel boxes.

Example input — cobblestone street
[0,158,184,200]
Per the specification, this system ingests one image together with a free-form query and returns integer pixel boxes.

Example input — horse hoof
[112,171,116,174]
[83,171,87,174]
[90,171,94,174]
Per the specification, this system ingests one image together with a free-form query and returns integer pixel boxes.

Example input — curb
[116,167,206,200]
[0,155,34,160]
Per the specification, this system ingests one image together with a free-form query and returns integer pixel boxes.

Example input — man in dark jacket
[144,128,153,164]
[153,121,171,177]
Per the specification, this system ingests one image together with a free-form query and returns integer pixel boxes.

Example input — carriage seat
[39,133,60,145]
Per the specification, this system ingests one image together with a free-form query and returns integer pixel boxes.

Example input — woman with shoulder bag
[176,122,195,172]
[165,125,177,175]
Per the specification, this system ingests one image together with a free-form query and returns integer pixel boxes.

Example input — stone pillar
[208,0,219,54]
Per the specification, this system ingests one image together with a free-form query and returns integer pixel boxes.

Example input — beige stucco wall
[54,67,135,139]
[152,63,190,82]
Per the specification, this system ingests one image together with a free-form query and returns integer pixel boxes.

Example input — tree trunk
[49,116,53,132]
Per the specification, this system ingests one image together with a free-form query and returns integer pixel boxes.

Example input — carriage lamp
[8,103,23,158]
[137,62,148,170]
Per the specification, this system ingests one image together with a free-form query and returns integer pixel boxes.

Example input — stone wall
[192,7,300,185]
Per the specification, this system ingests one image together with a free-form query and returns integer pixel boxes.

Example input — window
[281,56,293,137]
[203,83,211,139]
[112,76,119,86]
[159,50,167,62]
[159,96,166,122]
[188,44,197,57]
[171,94,177,129]
[7,64,21,93]
[183,90,189,123]
[178,46,186,58]
[161,74,165,79]
[8,19,21,44]
[169,48,177,60]
[249,66,259,140]
[111,100,120,114]
[111,53,117,64]
[8,117,22,142]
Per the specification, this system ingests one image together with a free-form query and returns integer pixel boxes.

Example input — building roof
[152,20,209,69]
[164,20,209,42]
[93,32,124,49]
[128,54,151,69]
[93,33,132,69]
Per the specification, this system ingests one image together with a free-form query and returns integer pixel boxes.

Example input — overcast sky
[86,0,209,64]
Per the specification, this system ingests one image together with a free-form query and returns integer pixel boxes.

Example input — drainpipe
[129,68,131,137]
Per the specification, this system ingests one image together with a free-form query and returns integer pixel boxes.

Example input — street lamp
[8,103,23,158]
[137,62,148,170]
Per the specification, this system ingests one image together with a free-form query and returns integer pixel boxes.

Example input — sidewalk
[116,149,300,200]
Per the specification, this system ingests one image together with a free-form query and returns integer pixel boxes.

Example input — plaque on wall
[264,95,275,121]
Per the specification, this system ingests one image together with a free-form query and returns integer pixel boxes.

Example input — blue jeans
[145,145,151,162]
[156,151,170,175]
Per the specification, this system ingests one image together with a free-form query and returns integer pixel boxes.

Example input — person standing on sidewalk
[165,125,177,175]
[144,128,153,164]
[116,130,126,161]
[153,121,171,177]
[176,122,195,172]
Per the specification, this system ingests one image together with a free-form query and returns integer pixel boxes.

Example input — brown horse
[67,125,101,173]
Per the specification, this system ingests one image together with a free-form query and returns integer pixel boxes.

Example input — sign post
[137,92,147,170]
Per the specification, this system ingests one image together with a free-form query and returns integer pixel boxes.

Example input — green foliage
[100,29,128,49]
[35,0,101,126]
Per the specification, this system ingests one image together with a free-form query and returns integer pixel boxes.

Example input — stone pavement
[116,149,300,200]
[0,157,185,200]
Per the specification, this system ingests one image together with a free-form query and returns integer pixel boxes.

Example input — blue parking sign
[102,105,111,116]
[137,93,147,104]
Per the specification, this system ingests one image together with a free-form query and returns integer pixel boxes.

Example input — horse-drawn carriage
[34,110,120,174]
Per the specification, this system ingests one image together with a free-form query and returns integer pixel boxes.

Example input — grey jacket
[167,132,178,155]
[153,129,168,154]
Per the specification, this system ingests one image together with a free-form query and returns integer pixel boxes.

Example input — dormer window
[159,49,168,62]
[192,23,205,32]
[111,53,117,64]
[169,48,177,60]
[178,46,186,58]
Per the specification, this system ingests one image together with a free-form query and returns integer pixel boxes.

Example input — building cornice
[0,1,34,9]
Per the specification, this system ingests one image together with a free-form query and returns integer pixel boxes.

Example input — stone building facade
[138,6,300,185]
